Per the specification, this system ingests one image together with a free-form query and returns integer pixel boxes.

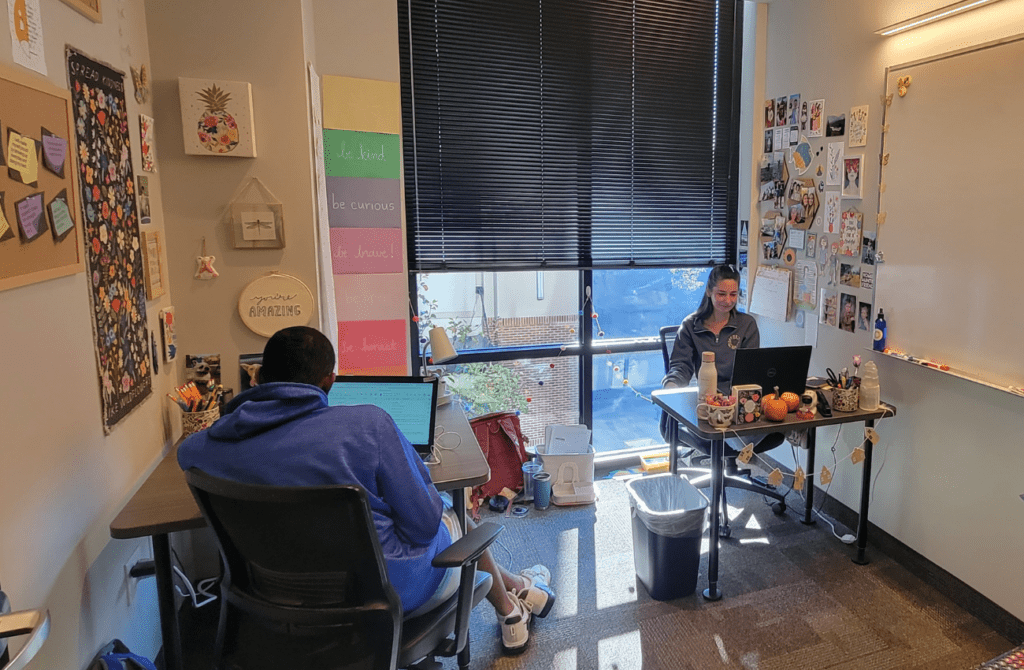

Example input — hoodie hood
[207,382,327,441]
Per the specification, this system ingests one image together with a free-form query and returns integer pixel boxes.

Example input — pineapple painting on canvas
[178,78,257,157]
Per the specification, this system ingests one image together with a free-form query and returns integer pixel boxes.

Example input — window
[399,0,742,272]
[402,1,742,454]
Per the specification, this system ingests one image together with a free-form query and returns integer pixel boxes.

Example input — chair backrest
[185,468,402,669]
[659,324,678,373]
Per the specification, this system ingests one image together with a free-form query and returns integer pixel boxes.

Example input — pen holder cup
[831,387,859,413]
[181,406,220,437]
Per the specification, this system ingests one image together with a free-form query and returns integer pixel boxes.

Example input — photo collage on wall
[757,91,876,336]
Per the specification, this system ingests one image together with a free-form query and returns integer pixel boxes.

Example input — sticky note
[7,130,39,185]
[15,192,46,241]
[48,191,74,240]
[41,129,67,177]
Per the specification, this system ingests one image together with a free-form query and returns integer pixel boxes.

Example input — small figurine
[195,255,218,280]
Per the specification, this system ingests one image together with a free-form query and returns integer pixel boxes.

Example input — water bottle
[872,309,887,352]
[859,361,880,410]
[697,351,717,402]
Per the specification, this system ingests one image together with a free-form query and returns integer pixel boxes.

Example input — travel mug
[522,462,543,502]
[533,472,552,510]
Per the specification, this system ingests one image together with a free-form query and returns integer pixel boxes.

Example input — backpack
[468,411,529,520]
[87,640,158,670]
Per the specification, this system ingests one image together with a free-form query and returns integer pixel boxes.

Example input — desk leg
[668,417,679,476]
[802,428,817,525]
[453,487,468,535]
[152,533,182,670]
[703,437,723,602]
[853,420,874,565]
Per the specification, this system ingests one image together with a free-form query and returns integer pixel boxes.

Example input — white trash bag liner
[626,473,709,538]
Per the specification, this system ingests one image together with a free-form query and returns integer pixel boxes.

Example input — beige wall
[755,0,1024,620]
[0,0,168,666]
[146,0,320,395]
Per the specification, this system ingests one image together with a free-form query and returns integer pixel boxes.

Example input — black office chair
[658,325,787,533]
[0,588,50,670]
[185,468,501,670]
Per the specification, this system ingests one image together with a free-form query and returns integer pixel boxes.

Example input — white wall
[754,0,1024,620]
[0,1,168,666]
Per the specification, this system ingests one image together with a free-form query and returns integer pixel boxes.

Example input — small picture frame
[59,0,101,22]
[231,203,285,249]
[140,230,166,299]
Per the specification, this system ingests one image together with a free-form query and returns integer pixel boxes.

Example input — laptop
[327,376,439,456]
[730,345,813,396]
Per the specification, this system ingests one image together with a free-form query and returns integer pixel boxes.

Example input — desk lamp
[422,326,457,378]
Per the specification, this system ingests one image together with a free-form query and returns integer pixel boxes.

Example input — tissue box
[732,384,763,423]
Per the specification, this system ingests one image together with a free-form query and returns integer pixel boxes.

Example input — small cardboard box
[732,384,763,423]
[639,450,671,473]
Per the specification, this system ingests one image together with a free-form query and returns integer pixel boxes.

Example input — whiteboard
[875,35,1024,390]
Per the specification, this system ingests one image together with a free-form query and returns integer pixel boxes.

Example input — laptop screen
[730,346,813,396]
[327,376,439,454]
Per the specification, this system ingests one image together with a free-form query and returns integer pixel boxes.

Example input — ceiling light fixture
[875,0,1004,36]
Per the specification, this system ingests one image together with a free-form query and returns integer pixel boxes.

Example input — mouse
[815,389,833,417]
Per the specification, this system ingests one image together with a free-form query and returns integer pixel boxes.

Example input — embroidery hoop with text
[238,271,313,337]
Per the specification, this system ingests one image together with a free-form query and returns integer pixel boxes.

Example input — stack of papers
[544,424,592,454]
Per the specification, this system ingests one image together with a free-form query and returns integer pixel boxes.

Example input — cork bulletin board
[0,62,82,293]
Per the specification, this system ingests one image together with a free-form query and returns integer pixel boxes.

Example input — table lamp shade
[428,326,457,364]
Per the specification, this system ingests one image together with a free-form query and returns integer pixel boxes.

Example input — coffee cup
[697,402,735,428]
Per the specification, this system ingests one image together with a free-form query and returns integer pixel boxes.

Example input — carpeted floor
[177,475,1017,669]
[437,476,1014,670]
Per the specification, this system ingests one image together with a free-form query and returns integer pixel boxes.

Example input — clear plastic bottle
[697,351,717,403]
[859,360,880,410]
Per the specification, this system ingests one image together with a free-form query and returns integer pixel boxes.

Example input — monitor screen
[327,376,439,453]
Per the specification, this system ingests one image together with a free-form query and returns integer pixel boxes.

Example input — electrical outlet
[124,545,143,605]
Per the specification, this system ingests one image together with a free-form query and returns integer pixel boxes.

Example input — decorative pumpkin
[781,391,801,412]
[763,386,789,422]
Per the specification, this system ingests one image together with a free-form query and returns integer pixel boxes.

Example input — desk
[652,387,895,601]
[109,400,489,670]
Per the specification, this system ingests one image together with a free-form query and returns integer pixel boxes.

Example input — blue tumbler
[533,472,552,510]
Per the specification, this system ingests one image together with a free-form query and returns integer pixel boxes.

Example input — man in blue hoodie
[178,326,553,653]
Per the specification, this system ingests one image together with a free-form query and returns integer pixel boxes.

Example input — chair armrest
[431,522,503,569]
[0,609,50,670]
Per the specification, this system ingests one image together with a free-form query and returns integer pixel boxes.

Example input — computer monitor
[730,345,813,396]
[327,376,439,455]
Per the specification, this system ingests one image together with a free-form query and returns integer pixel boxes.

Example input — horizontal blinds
[400,0,740,271]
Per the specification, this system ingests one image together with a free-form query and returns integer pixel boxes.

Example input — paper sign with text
[330,227,403,274]
[337,319,407,372]
[326,176,402,228]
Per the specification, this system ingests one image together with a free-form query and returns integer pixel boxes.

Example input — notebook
[730,345,813,396]
[327,376,439,455]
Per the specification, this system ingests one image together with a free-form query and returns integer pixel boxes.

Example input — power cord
[169,548,219,608]
[424,424,462,465]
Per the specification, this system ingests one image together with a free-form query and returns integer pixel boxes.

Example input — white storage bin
[537,443,596,506]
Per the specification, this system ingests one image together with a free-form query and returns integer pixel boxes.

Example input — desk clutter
[169,382,225,437]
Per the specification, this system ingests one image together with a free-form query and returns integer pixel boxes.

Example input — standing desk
[651,387,895,601]
[109,400,489,670]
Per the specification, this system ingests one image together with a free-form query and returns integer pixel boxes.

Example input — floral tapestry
[67,48,152,433]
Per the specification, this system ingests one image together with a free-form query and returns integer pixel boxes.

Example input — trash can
[626,473,709,600]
